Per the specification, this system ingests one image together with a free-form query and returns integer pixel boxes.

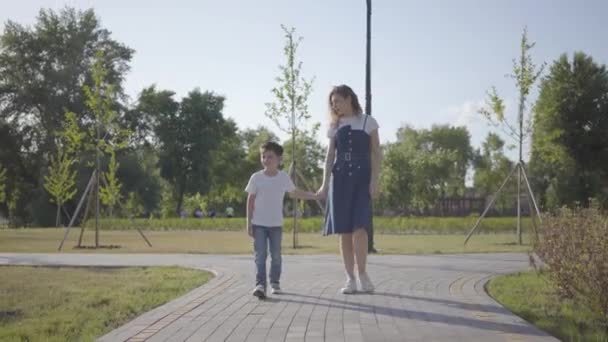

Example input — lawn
[0,228,532,254]
[0,266,212,342]
[487,271,607,342]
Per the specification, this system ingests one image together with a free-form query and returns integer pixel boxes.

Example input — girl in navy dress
[317,85,381,294]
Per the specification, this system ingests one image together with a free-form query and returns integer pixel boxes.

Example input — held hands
[292,189,322,201]
[369,180,380,200]
[316,184,329,200]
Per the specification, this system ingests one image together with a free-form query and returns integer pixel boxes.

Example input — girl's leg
[340,233,355,279]
[353,228,368,275]
[353,228,374,293]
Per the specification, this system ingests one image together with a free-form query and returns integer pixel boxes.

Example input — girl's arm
[369,129,382,198]
[317,138,336,199]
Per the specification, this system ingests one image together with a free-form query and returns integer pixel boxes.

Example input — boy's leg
[253,225,269,289]
[268,227,282,287]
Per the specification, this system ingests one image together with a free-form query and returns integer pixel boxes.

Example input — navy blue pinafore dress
[323,115,372,235]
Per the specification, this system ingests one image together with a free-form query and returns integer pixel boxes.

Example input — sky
[2,0,607,162]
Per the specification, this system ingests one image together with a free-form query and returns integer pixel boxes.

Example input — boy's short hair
[260,141,284,157]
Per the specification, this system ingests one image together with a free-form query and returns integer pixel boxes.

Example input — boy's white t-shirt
[245,170,296,227]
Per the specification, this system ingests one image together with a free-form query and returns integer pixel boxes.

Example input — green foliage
[43,111,83,226]
[240,126,280,174]
[473,133,516,210]
[0,7,132,225]
[382,125,473,212]
[43,146,77,224]
[264,25,314,136]
[117,147,162,214]
[478,27,545,151]
[264,25,316,226]
[158,180,177,219]
[154,88,228,214]
[99,152,122,216]
[530,52,608,208]
[124,192,144,218]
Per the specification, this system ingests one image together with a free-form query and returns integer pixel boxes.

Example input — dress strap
[362,114,369,130]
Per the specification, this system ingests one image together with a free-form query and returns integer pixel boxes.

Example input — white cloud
[439,99,485,127]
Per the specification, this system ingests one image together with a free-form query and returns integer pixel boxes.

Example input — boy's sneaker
[270,283,282,295]
[252,285,266,299]
[341,277,357,294]
[359,273,375,293]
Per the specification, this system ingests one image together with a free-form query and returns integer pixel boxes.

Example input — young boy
[245,141,317,299]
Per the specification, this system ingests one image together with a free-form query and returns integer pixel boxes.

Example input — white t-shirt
[245,170,296,227]
[327,114,379,139]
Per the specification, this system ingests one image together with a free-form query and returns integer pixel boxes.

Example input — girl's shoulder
[362,114,379,133]
[327,123,339,139]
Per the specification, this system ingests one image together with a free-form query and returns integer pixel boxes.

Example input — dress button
[348,172,352,176]
[349,164,352,167]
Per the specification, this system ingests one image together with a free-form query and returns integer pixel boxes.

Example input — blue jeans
[253,225,282,288]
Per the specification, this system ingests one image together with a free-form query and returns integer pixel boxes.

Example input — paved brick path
[0,253,557,341]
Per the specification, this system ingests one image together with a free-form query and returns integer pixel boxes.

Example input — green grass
[0,228,532,254]
[487,271,608,342]
[0,266,212,342]
[83,216,532,234]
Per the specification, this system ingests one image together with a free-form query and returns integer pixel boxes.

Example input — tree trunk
[56,203,61,227]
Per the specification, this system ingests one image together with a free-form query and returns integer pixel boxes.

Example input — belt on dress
[336,152,370,161]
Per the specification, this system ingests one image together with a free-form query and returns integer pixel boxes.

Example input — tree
[381,125,469,213]
[43,112,83,226]
[479,27,544,152]
[380,142,414,212]
[43,146,77,226]
[0,7,133,224]
[0,8,132,149]
[282,127,325,214]
[473,133,515,211]
[265,24,314,248]
[124,192,144,218]
[265,25,314,136]
[0,165,6,204]
[421,125,472,197]
[205,119,249,212]
[530,52,608,208]
[469,27,545,245]
[7,187,20,228]
[124,85,177,148]
[241,126,279,173]
[83,51,130,238]
[0,122,37,226]
[155,88,227,214]
[99,151,122,216]
[117,147,162,215]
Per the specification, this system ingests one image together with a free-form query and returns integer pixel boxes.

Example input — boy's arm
[246,193,255,237]
[287,188,317,200]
